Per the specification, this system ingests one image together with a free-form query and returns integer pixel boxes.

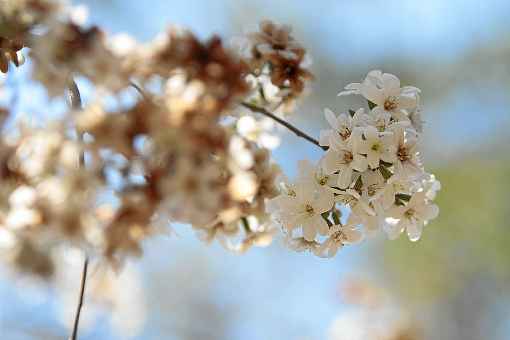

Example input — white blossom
[339,70,420,122]
[267,176,334,241]
[321,134,368,189]
[297,159,337,193]
[390,124,423,178]
[268,70,439,256]
[387,191,439,241]
[319,108,367,146]
[356,126,396,169]
[314,224,363,258]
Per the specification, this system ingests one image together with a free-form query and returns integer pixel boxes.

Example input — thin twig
[67,79,89,340]
[69,257,89,340]
[129,81,148,100]
[68,79,82,110]
[68,78,85,166]
[241,102,327,150]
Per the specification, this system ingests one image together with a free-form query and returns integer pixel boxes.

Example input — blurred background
[1,0,510,339]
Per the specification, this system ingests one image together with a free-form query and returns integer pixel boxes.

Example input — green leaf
[241,217,251,233]
[332,210,342,225]
[321,212,333,227]
[367,100,377,110]
[395,193,412,202]
[379,165,393,180]
[353,176,363,192]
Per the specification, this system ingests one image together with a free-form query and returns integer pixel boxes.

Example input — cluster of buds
[239,21,314,113]
[0,36,24,73]
[268,70,440,257]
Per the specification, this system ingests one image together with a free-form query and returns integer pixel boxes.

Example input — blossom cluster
[237,20,314,114]
[0,0,439,277]
[0,1,303,275]
[268,70,440,257]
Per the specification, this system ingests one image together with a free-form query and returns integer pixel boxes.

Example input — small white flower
[357,126,396,169]
[366,108,392,132]
[347,198,387,236]
[359,169,386,201]
[377,174,412,209]
[390,124,422,178]
[387,191,439,241]
[335,188,374,217]
[267,178,334,241]
[319,108,367,147]
[284,236,321,253]
[321,135,368,189]
[339,70,420,121]
[314,224,363,258]
[362,201,388,235]
[297,159,337,193]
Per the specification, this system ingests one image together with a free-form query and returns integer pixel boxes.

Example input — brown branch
[69,256,89,340]
[130,81,148,100]
[241,102,327,150]
[67,79,89,340]
[68,78,84,166]
[68,79,82,110]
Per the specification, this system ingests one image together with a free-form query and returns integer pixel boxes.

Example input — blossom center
[338,128,351,140]
[367,185,378,196]
[397,146,410,161]
[375,119,386,132]
[318,175,328,186]
[404,208,415,219]
[384,96,398,111]
[332,230,346,243]
[305,204,315,216]
[343,151,353,164]
[371,142,381,152]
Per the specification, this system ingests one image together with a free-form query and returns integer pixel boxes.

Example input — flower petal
[337,167,353,189]
[351,154,368,172]
[319,129,333,146]
[416,203,439,221]
[382,73,401,96]
[302,220,317,241]
[324,108,338,129]
[360,82,384,105]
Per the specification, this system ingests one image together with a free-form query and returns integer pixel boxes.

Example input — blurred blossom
[329,278,422,340]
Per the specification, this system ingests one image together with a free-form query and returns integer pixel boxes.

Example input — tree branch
[130,81,148,100]
[68,78,84,166]
[68,79,82,110]
[241,102,326,150]
[67,79,89,340]
[69,256,89,340]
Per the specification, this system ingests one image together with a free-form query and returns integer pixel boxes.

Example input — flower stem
[68,79,82,110]
[67,79,89,340]
[241,102,327,150]
[130,81,148,100]
[69,256,89,340]
[68,78,84,165]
